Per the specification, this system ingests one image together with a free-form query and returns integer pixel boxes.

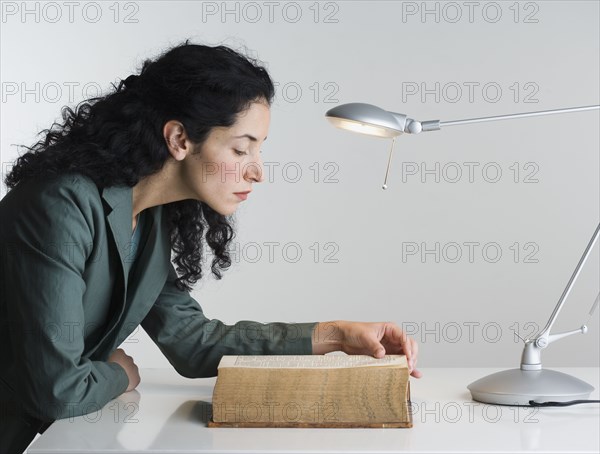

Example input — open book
[208,354,412,428]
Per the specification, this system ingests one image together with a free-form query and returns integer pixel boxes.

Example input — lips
[234,191,252,195]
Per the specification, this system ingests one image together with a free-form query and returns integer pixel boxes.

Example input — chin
[213,204,237,216]
[202,197,238,216]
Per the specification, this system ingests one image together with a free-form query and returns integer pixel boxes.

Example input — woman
[0,41,421,452]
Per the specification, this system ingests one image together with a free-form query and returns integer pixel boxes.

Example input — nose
[245,154,265,184]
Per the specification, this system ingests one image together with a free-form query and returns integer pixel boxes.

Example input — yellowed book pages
[210,354,411,428]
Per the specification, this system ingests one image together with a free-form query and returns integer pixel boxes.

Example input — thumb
[368,341,386,358]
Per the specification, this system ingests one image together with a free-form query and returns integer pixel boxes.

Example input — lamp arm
[440,105,599,127]
[547,325,588,344]
[411,105,600,133]
[533,223,600,348]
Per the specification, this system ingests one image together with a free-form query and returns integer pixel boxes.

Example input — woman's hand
[312,321,422,378]
[108,348,141,392]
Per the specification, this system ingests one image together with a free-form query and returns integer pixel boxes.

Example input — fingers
[409,338,420,377]
[410,368,423,379]
[382,323,421,377]
[126,355,141,392]
[340,321,421,377]
[385,323,413,366]
[108,349,141,391]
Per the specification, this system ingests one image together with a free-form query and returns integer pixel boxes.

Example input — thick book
[208,354,412,428]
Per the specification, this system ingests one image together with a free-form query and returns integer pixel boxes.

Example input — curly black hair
[3,39,275,292]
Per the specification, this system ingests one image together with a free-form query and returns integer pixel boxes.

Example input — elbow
[171,359,218,379]
[165,350,219,379]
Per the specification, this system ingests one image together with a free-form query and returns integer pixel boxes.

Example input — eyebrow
[233,134,267,142]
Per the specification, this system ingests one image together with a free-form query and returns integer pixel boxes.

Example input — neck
[131,158,194,224]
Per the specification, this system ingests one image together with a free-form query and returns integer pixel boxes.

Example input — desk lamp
[325,103,600,406]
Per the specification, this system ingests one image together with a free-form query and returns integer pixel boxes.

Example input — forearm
[144,309,319,377]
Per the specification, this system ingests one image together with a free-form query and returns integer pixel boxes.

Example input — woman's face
[181,101,269,216]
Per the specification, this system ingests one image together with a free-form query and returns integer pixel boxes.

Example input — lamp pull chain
[382,137,396,190]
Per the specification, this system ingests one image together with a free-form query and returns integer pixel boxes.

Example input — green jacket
[0,172,317,423]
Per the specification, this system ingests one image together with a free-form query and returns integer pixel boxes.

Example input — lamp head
[325,102,421,138]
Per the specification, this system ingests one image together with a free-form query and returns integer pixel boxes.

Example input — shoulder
[37,172,99,198]
[2,172,99,207]
[0,172,102,237]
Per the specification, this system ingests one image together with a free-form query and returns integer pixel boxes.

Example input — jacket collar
[101,183,140,268]
[100,182,171,283]
[93,183,171,355]
[101,182,133,212]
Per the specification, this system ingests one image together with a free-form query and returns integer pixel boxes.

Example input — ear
[163,120,193,161]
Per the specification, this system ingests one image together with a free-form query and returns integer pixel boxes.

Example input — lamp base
[467,368,594,406]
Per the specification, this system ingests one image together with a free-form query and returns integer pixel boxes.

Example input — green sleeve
[1,176,129,422]
[141,263,318,378]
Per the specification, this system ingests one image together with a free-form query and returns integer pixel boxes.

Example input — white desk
[28,367,600,453]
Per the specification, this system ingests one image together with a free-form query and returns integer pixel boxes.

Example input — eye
[234,149,247,156]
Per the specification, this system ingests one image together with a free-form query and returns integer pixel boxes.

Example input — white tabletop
[28,367,600,453]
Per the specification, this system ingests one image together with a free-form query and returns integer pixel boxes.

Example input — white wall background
[1,1,598,369]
